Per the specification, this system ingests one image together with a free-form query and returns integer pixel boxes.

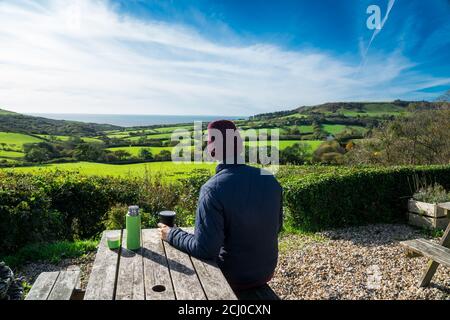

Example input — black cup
[159,211,176,227]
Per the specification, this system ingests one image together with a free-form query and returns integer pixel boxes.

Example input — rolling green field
[5,161,216,180]
[106,132,134,139]
[153,125,193,133]
[37,135,103,143]
[278,140,322,150]
[241,125,314,135]
[0,158,20,163]
[278,113,308,119]
[327,105,407,117]
[0,150,24,158]
[125,132,174,141]
[108,140,322,157]
[245,139,322,152]
[321,124,367,135]
[107,146,174,156]
[1,101,417,172]
[0,132,42,149]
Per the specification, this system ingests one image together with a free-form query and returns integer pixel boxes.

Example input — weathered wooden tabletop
[84,228,237,300]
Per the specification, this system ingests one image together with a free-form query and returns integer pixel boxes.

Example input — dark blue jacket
[168,163,283,287]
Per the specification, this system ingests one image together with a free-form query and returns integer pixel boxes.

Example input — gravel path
[270,224,450,300]
[18,253,95,291]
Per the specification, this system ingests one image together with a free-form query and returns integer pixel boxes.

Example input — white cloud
[0,0,448,116]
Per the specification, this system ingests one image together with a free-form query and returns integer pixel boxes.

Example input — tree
[154,150,172,162]
[74,143,105,162]
[25,146,50,163]
[345,110,450,165]
[312,141,346,164]
[113,149,131,161]
[280,143,310,165]
[139,148,153,160]
[24,142,60,160]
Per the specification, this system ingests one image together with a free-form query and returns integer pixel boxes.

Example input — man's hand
[158,223,171,241]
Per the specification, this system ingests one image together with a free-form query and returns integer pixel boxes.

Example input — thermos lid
[128,205,140,216]
[159,211,176,217]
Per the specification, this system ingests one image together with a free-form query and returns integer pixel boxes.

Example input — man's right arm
[167,188,225,261]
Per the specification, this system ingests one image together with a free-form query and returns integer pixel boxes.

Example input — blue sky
[0,0,449,115]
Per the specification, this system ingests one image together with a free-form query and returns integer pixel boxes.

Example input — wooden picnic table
[401,203,450,287]
[84,228,237,300]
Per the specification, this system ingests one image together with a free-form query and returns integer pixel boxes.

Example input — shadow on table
[137,247,196,276]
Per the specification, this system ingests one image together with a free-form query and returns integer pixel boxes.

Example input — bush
[0,173,65,253]
[104,204,129,230]
[281,165,450,231]
[46,172,141,239]
[413,184,450,203]
[104,204,159,230]
[0,170,204,254]
[176,169,212,226]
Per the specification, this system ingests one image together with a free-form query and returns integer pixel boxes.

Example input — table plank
[142,229,176,300]
[179,227,236,300]
[47,270,80,300]
[25,272,59,300]
[401,238,450,267]
[163,241,206,300]
[115,229,145,300]
[84,230,121,300]
[190,257,237,300]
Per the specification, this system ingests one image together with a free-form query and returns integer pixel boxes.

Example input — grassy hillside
[7,161,216,180]
[252,100,447,120]
[3,100,446,169]
[0,150,24,159]
[0,132,42,150]
[37,134,103,143]
[296,101,409,116]
[0,108,119,136]
[0,108,17,115]
[106,146,174,156]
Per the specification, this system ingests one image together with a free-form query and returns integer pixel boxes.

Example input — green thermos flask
[126,205,141,250]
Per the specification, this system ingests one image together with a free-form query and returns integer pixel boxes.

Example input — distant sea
[28,113,246,127]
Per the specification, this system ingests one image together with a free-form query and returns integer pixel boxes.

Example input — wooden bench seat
[400,239,450,267]
[26,270,81,300]
[400,215,450,287]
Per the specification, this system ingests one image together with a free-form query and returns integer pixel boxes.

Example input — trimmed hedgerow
[281,165,450,231]
[1,165,449,254]
[0,170,209,254]
[0,171,141,252]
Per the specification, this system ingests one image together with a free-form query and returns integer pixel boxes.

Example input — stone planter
[407,200,450,230]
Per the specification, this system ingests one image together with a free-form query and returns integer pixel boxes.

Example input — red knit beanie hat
[207,120,243,162]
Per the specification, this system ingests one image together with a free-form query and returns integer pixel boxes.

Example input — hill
[1,99,448,169]
[251,100,448,120]
[0,108,120,136]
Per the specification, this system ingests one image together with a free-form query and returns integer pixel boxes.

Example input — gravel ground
[18,252,95,290]
[270,224,450,300]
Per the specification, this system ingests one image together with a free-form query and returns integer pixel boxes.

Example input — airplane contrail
[359,0,397,72]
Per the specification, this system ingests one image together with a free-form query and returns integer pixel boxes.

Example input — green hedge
[281,165,450,231]
[0,170,210,254]
[1,165,450,254]
[0,172,135,252]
